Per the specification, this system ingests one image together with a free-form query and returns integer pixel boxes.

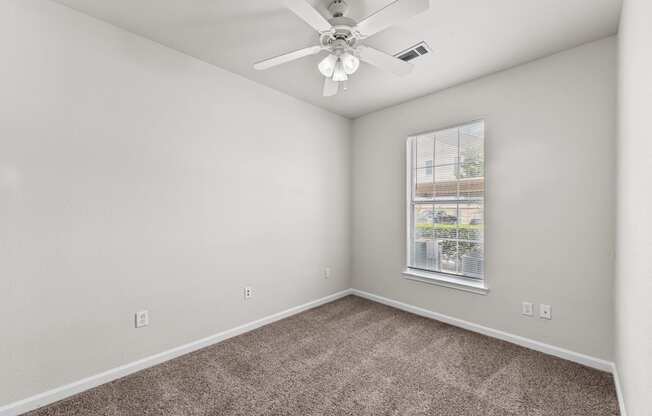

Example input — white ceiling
[54,0,622,118]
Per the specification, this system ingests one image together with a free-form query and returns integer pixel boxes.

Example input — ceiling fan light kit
[254,0,430,97]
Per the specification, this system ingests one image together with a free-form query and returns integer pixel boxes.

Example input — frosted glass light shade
[341,52,360,75]
[318,54,338,77]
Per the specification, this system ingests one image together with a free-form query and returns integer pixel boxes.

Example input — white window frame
[402,120,488,295]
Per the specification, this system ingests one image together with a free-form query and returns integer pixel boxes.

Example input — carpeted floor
[25,295,619,415]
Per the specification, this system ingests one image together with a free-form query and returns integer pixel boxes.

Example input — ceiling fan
[253,0,429,97]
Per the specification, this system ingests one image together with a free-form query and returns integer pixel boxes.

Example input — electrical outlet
[539,304,552,320]
[323,267,331,279]
[244,286,253,300]
[135,310,149,328]
[522,302,534,317]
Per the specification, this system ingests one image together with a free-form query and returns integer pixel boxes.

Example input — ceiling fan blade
[358,45,413,76]
[254,45,322,70]
[286,0,332,33]
[355,0,429,37]
[323,77,339,96]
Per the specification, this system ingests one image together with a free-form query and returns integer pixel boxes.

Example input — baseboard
[0,289,353,416]
[611,363,628,416]
[351,289,614,372]
[1,288,625,416]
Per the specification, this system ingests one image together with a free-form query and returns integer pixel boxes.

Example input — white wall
[0,0,351,405]
[352,37,617,360]
[616,0,652,413]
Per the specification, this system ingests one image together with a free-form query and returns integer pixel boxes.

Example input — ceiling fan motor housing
[320,17,358,51]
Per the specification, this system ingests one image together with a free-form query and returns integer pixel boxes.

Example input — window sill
[401,269,489,295]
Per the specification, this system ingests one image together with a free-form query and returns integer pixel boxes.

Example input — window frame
[403,120,489,295]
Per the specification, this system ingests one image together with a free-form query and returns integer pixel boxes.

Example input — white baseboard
[1,288,627,416]
[0,289,353,416]
[611,364,628,416]
[351,289,614,372]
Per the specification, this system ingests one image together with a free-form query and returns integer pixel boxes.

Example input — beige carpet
[25,295,619,415]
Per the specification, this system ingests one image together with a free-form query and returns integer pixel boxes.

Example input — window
[405,121,486,292]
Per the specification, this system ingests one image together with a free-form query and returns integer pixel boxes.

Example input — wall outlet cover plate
[539,304,552,320]
[135,310,149,328]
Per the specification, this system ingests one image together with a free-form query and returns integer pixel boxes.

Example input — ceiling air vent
[395,41,431,62]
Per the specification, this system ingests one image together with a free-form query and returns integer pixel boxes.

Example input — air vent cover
[395,41,431,62]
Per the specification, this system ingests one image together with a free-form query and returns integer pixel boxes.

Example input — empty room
[1,0,650,415]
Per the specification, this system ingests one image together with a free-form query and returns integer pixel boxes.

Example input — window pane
[460,122,484,166]
[415,168,434,199]
[434,165,458,200]
[438,239,459,274]
[415,135,434,169]
[459,203,483,242]
[434,204,458,240]
[459,121,484,199]
[435,128,459,166]
[460,242,484,278]
[459,121,484,197]
[414,204,434,239]
[459,176,484,200]
[413,205,435,269]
